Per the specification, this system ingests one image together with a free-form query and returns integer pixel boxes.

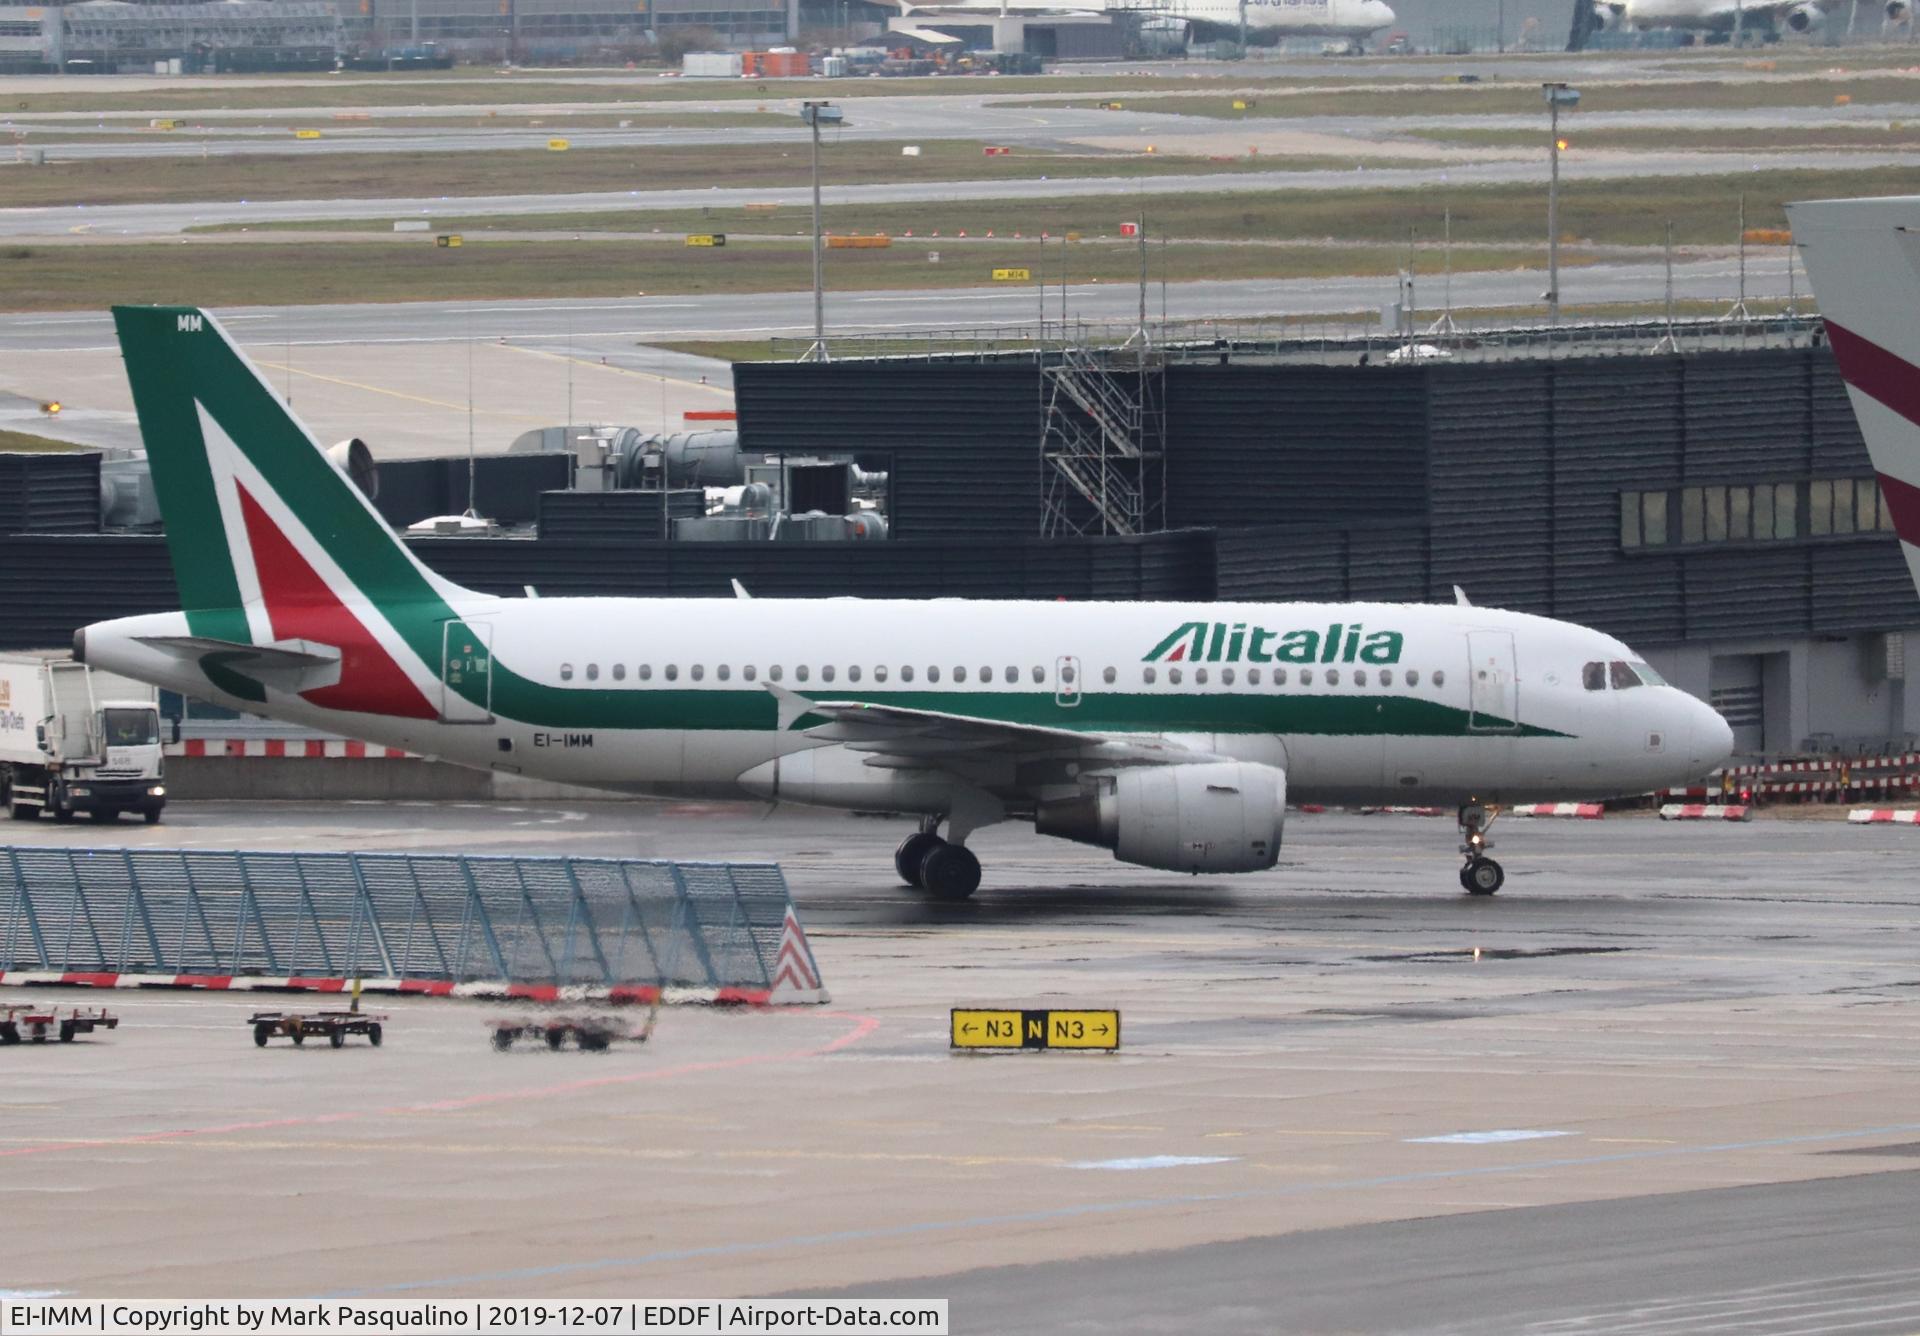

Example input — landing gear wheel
[1462,857,1504,896]
[919,843,981,901]
[894,831,944,887]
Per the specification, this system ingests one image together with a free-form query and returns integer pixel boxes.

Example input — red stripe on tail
[237,485,438,720]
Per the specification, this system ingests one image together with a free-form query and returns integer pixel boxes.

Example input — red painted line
[346,740,366,759]
[58,972,120,987]
[167,975,234,990]
[398,979,456,995]
[0,1011,880,1158]
[505,984,560,1002]
[284,977,348,992]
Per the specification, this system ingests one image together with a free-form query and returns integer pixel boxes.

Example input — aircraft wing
[771,686,1221,768]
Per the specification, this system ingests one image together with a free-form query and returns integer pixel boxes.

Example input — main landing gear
[1457,803,1505,895]
[895,818,983,902]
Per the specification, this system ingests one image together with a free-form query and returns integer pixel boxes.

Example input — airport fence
[0,847,825,1003]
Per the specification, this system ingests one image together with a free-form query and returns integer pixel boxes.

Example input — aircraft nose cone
[1690,701,1735,772]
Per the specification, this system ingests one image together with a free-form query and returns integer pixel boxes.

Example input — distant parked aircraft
[1568,0,1844,48]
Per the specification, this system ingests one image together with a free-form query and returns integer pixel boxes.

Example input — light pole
[1543,82,1579,325]
[799,101,841,362]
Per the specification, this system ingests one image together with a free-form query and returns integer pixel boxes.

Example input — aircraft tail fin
[1789,197,1920,596]
[112,305,476,718]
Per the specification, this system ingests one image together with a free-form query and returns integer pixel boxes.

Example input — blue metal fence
[0,846,809,993]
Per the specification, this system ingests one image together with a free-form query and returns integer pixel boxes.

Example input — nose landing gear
[1458,803,1505,895]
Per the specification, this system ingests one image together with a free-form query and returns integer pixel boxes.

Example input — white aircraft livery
[1571,0,1841,45]
[1789,196,1920,601]
[78,307,1731,899]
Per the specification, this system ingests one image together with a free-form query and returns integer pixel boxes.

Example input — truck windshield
[102,708,159,747]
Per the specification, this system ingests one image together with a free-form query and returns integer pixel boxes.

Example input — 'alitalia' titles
[1144,621,1405,665]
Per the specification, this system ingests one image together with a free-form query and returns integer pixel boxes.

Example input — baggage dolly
[1,1004,119,1044]
[488,1002,658,1053]
[249,1010,386,1049]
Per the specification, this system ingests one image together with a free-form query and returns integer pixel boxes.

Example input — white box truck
[0,654,167,824]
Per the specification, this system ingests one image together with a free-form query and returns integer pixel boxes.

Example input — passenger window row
[554,662,1448,690]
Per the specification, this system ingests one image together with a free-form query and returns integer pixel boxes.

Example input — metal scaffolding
[1040,340,1167,538]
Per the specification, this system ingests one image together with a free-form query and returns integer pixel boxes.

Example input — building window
[1775,482,1798,538]
[1682,487,1704,544]
[1622,491,1641,548]
[1644,491,1668,546]
[1810,480,1832,536]
[1704,486,1727,542]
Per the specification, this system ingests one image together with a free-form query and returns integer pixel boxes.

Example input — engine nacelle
[1036,761,1286,874]
[1596,3,1626,30]
[1785,2,1824,30]
[1889,0,1908,20]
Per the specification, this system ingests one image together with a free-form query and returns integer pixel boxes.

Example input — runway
[2,800,1917,1328]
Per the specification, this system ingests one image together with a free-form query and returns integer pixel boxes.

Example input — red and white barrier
[1509,803,1604,819]
[1658,803,1753,822]
[0,970,809,1005]
[167,738,413,759]
[1358,805,1446,817]
[1847,809,1920,824]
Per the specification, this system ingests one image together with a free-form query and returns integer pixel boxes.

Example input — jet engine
[1035,761,1286,874]
[1889,0,1908,21]
[1785,3,1824,30]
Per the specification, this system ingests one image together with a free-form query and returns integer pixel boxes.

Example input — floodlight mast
[1543,83,1579,325]
[800,102,843,362]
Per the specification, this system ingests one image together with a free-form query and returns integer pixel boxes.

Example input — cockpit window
[1582,662,1607,691]
[1629,660,1666,687]
[1609,660,1643,690]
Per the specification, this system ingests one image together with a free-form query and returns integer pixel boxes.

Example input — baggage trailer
[1,1004,119,1044]
[489,1008,656,1052]
[250,1010,385,1048]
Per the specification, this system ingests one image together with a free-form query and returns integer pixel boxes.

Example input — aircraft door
[1467,631,1519,733]
[1055,655,1082,708]
[440,619,494,724]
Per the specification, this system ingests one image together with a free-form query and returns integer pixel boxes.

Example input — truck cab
[1,656,167,824]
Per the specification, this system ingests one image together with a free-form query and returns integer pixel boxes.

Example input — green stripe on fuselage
[481,681,1568,738]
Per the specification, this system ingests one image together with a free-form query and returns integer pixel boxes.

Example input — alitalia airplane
[76,307,1732,899]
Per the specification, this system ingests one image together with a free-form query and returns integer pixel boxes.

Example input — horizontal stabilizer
[135,635,343,692]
